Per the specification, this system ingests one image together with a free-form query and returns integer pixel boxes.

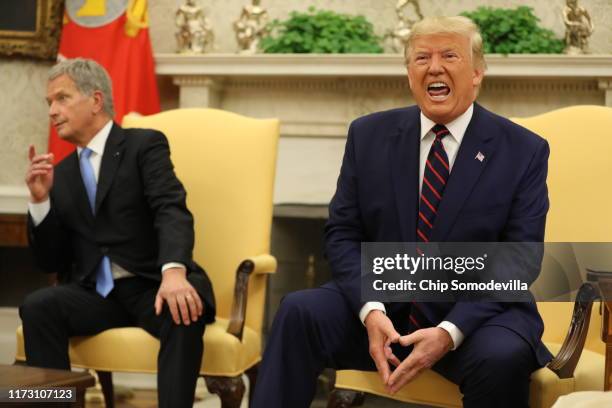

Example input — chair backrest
[511,105,612,355]
[123,109,279,334]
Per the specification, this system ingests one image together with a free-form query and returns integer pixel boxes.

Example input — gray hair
[404,16,487,71]
[49,58,115,118]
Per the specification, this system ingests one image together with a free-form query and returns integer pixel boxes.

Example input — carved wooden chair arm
[226,254,277,340]
[548,282,601,379]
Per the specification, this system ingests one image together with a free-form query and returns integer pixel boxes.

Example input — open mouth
[427,82,451,100]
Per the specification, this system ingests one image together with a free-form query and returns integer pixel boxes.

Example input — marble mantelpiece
[2,55,611,211]
[155,54,612,205]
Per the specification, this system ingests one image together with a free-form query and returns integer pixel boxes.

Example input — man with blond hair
[253,16,551,408]
[21,58,215,408]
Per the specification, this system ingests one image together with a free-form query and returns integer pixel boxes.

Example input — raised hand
[25,145,54,203]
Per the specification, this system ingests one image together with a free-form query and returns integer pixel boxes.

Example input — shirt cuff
[161,262,186,273]
[28,199,50,227]
[437,320,464,350]
[359,302,386,326]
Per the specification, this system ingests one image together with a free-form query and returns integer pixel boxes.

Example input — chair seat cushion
[334,342,604,408]
[16,317,261,377]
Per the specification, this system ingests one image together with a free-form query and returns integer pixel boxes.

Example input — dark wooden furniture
[0,364,95,407]
[586,269,612,391]
[0,214,28,247]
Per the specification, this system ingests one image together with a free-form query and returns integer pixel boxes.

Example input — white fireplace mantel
[156,54,612,115]
[155,53,612,79]
[153,53,612,205]
[3,54,611,213]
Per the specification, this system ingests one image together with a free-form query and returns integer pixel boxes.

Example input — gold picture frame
[0,0,63,59]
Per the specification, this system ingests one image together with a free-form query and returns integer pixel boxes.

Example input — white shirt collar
[419,103,474,144]
[77,120,113,157]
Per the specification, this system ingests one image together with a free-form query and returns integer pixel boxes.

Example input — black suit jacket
[28,123,215,323]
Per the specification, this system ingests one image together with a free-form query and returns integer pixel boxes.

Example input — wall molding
[155,53,612,79]
[0,186,29,214]
[153,53,612,204]
[223,77,600,93]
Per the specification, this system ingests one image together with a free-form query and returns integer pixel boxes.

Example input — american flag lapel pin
[475,151,485,162]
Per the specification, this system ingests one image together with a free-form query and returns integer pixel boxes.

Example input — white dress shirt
[28,120,184,279]
[358,104,475,350]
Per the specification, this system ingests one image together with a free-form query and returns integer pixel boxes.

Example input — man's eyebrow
[45,90,65,103]
[48,90,66,97]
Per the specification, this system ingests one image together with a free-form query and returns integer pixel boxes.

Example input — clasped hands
[364,310,453,394]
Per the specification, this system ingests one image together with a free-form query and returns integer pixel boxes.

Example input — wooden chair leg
[75,388,86,408]
[97,370,115,408]
[327,388,366,408]
[245,363,259,406]
[204,375,246,408]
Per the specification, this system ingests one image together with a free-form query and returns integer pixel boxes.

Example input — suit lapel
[431,104,498,241]
[66,151,95,223]
[390,107,421,242]
[95,123,125,213]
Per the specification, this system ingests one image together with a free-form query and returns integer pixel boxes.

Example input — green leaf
[261,8,382,54]
[462,6,563,54]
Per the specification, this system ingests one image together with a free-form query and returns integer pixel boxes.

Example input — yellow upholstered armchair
[330,106,612,408]
[15,108,280,407]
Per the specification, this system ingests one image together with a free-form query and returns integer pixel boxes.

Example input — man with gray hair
[253,16,551,407]
[21,58,215,408]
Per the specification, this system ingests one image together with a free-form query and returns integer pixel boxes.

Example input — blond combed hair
[404,16,487,71]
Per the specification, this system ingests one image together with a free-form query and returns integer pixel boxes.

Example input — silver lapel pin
[475,151,485,162]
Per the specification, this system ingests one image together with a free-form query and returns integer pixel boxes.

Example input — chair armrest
[227,254,278,340]
[249,254,278,275]
[548,282,601,379]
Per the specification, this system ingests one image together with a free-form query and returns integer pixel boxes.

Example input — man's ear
[91,90,105,114]
[472,68,484,87]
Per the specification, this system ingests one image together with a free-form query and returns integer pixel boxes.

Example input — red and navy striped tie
[410,124,450,331]
[417,124,450,243]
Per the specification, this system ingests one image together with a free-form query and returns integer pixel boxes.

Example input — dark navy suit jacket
[325,103,552,365]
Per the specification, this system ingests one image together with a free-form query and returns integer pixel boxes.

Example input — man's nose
[48,101,58,118]
[428,54,444,75]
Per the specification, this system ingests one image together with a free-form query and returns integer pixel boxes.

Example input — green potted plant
[260,7,383,53]
[461,6,564,54]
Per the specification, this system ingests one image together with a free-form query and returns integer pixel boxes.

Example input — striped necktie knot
[432,124,450,141]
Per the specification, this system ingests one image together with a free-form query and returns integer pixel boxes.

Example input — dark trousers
[20,277,206,408]
[252,283,539,408]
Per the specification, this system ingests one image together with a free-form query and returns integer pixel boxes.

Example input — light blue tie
[80,148,114,297]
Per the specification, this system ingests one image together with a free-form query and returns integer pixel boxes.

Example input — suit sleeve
[28,199,73,279]
[324,123,367,316]
[138,131,195,268]
[444,138,550,337]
